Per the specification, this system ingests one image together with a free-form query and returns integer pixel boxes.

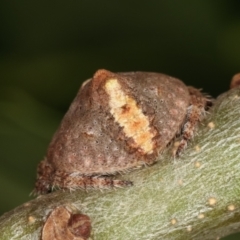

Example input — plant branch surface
[1,87,240,240]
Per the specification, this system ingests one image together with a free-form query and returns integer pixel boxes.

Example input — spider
[35,69,211,194]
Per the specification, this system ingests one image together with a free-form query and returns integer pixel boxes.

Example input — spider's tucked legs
[175,87,212,157]
[51,171,133,191]
[35,160,133,194]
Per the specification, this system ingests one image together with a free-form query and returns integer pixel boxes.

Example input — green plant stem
[1,87,240,240]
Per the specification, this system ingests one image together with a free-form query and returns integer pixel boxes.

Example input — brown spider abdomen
[35,69,209,194]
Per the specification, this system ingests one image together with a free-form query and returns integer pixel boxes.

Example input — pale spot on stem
[186,225,192,232]
[178,179,183,186]
[208,197,217,206]
[227,204,235,211]
[170,218,177,225]
[195,145,201,152]
[28,215,36,224]
[194,161,201,168]
[198,213,205,219]
[208,122,215,129]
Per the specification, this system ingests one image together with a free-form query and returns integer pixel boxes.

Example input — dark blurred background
[0,1,239,239]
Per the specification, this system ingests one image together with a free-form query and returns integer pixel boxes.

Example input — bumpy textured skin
[35,69,208,194]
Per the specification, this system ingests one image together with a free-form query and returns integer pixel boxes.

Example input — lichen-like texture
[1,87,240,239]
[35,69,209,194]
[35,70,192,193]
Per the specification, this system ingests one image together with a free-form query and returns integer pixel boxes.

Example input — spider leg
[175,87,212,156]
[34,159,133,195]
[51,171,133,192]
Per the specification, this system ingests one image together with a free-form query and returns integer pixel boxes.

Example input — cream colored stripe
[105,79,154,154]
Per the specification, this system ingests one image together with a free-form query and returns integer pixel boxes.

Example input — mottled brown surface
[41,206,91,240]
[35,69,210,194]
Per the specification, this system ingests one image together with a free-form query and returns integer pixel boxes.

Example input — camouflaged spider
[35,69,212,194]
